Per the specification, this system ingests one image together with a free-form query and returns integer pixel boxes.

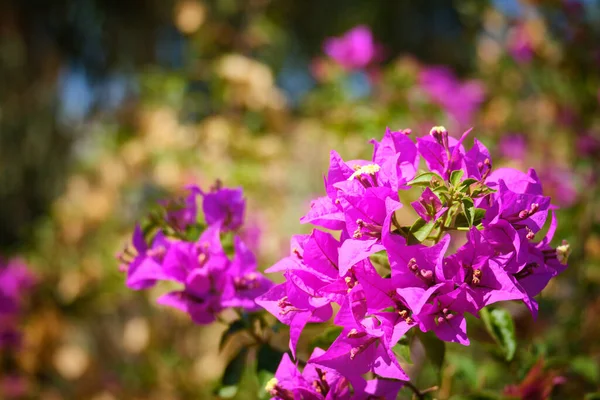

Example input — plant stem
[404,381,425,400]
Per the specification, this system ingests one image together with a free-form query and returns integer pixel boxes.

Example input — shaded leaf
[257,344,285,374]
[220,319,247,352]
[417,330,445,377]
[222,348,249,387]
[481,307,517,362]
[310,325,343,351]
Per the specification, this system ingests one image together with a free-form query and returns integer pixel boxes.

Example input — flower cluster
[266,348,403,400]
[258,126,569,392]
[0,258,35,348]
[119,183,271,324]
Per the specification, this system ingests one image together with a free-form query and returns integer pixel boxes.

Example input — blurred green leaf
[571,356,600,384]
[418,330,445,377]
[310,325,343,351]
[220,319,247,352]
[393,340,412,364]
[222,348,249,387]
[370,250,390,270]
[257,345,285,374]
[481,308,517,362]
[257,370,275,400]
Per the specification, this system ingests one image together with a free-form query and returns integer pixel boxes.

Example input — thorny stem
[404,381,438,400]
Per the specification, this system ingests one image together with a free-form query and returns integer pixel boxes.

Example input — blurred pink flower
[498,134,527,161]
[323,25,380,70]
[507,24,534,64]
[419,66,485,128]
[577,133,600,156]
[539,166,578,207]
[504,358,565,400]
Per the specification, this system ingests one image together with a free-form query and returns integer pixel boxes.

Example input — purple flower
[202,186,245,232]
[498,134,527,161]
[323,26,380,70]
[442,228,523,310]
[416,126,470,179]
[267,348,352,400]
[123,226,174,290]
[411,187,447,222]
[415,289,471,345]
[221,236,272,311]
[309,325,408,390]
[256,278,333,358]
[121,184,272,325]
[507,24,535,64]
[538,166,578,207]
[0,258,35,349]
[163,184,202,230]
[419,67,485,127]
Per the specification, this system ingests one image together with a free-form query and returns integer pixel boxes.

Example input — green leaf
[450,169,465,186]
[222,348,249,387]
[369,250,390,270]
[218,386,238,398]
[257,370,275,400]
[481,307,517,361]
[458,178,479,193]
[393,338,412,364]
[572,356,600,383]
[473,208,486,226]
[233,352,260,400]
[220,319,247,351]
[310,325,343,351]
[462,197,475,227]
[408,172,444,187]
[408,218,436,244]
[417,330,445,377]
[257,345,285,374]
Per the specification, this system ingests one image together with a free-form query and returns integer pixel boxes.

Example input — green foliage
[310,325,343,351]
[480,308,517,362]
[418,331,446,379]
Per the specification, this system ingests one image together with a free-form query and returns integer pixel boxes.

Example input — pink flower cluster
[419,67,485,128]
[0,258,35,348]
[258,126,569,394]
[120,183,271,324]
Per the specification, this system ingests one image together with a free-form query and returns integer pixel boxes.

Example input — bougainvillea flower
[267,349,352,400]
[411,187,447,222]
[202,186,245,232]
[415,289,472,345]
[124,226,175,290]
[221,236,272,311]
[163,184,202,230]
[419,66,485,127]
[256,277,333,358]
[309,326,408,388]
[442,228,523,310]
[323,25,379,70]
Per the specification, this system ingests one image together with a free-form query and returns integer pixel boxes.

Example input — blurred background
[1,0,599,398]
